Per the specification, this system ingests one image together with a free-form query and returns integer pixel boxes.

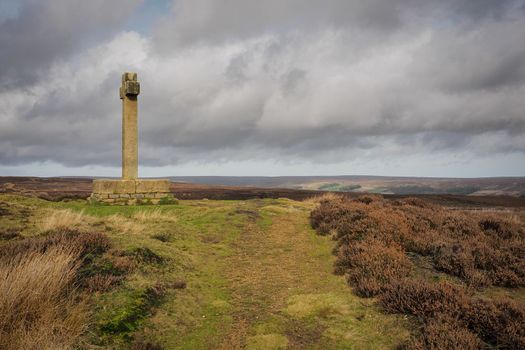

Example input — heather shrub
[311,196,525,288]
[402,229,443,256]
[380,280,469,320]
[310,198,356,236]
[381,280,525,349]
[401,318,482,350]
[397,197,436,209]
[310,196,525,349]
[336,239,412,297]
[441,214,480,239]
[432,244,476,281]
[0,231,111,264]
[479,217,523,240]
[464,298,525,349]
[354,194,383,204]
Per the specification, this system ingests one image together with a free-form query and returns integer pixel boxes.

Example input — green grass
[318,183,361,192]
[0,194,410,349]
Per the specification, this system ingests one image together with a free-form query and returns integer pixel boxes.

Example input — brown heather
[380,280,470,320]
[400,318,482,350]
[0,230,111,264]
[310,195,525,349]
[336,238,412,297]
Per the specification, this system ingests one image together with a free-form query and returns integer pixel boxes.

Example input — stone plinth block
[93,179,136,194]
[90,178,175,205]
[135,179,171,193]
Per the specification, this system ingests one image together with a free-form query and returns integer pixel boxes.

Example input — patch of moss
[98,285,166,342]
[128,247,165,265]
[78,255,129,281]
[159,197,178,205]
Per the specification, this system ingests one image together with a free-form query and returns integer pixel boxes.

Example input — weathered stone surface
[90,191,175,205]
[121,72,139,180]
[124,81,140,96]
[122,72,137,83]
[135,179,171,193]
[93,179,136,194]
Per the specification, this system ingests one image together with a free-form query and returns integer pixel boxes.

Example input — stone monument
[89,72,174,205]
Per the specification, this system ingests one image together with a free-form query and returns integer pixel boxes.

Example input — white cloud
[1,0,524,176]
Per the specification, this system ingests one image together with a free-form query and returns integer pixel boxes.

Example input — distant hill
[1,175,524,198]
[169,176,525,196]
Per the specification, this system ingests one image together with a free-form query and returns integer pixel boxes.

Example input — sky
[1,0,525,178]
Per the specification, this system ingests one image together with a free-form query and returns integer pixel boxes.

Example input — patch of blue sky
[124,0,173,34]
[0,0,23,22]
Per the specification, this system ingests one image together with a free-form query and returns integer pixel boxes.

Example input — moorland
[0,179,524,349]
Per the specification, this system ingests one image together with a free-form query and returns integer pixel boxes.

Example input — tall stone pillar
[90,72,174,205]
[120,72,140,180]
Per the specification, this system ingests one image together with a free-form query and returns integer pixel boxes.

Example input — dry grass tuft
[106,214,144,235]
[132,208,177,223]
[39,208,86,233]
[0,225,116,349]
[0,245,87,350]
[303,192,343,205]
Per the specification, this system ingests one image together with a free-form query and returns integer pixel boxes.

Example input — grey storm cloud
[0,0,142,88]
[0,0,524,170]
[153,0,523,47]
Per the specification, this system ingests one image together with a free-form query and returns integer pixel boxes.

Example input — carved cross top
[120,72,140,99]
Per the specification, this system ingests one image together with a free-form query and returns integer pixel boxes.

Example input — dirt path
[220,203,320,348]
[218,201,407,349]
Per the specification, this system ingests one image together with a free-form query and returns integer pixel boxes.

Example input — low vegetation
[318,183,362,192]
[38,208,87,233]
[310,194,525,349]
[0,228,113,349]
[5,190,522,348]
[1,194,413,349]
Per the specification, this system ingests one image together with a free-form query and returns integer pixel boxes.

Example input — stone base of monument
[89,179,176,205]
